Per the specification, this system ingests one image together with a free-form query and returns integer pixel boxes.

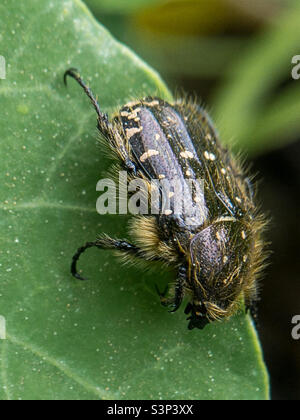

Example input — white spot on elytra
[140,149,159,162]
[127,108,141,120]
[126,127,142,139]
[180,150,194,159]
[204,151,216,161]
[209,153,216,161]
[145,99,159,107]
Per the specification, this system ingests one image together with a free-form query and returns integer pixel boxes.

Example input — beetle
[64,68,267,330]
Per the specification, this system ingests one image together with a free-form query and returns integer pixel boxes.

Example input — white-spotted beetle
[64,68,267,330]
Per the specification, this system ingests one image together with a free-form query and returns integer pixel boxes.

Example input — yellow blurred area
[135,0,262,36]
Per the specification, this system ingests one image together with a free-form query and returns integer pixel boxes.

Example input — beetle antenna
[64,68,109,126]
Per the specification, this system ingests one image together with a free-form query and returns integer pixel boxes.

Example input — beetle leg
[64,69,109,124]
[64,68,116,143]
[71,237,144,281]
[64,69,137,174]
[185,301,210,330]
[156,266,187,313]
[169,266,187,312]
[184,302,193,315]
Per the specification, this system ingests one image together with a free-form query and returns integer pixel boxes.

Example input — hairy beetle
[64,68,267,330]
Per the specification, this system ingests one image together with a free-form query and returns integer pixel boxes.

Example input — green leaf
[213,0,300,155]
[0,0,268,400]
[84,0,162,15]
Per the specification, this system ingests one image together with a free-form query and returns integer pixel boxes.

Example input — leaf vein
[6,333,118,400]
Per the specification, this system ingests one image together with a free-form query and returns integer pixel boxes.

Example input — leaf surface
[0,0,268,400]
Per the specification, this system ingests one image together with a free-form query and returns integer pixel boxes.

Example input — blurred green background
[82,0,300,400]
